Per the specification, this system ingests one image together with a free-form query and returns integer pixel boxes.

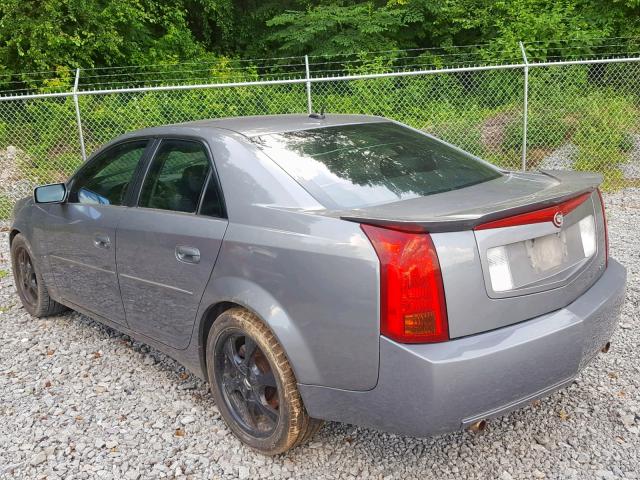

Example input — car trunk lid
[340,170,608,338]
[340,170,602,232]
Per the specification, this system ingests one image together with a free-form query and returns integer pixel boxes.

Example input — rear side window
[70,140,148,206]
[199,176,224,218]
[139,139,210,214]
[253,122,501,209]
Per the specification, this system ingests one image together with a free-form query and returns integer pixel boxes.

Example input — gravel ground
[0,191,638,480]
[538,136,640,180]
[620,134,640,180]
[538,143,578,171]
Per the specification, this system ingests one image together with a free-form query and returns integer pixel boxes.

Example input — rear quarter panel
[196,132,380,391]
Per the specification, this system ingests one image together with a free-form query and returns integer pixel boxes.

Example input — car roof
[178,114,387,137]
[125,114,388,139]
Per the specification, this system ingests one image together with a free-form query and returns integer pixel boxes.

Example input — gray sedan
[10,114,626,454]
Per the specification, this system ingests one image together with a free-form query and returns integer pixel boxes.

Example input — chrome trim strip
[119,273,193,296]
[49,255,114,275]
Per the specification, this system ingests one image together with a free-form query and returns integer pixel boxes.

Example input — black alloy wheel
[214,331,280,437]
[10,233,67,317]
[206,307,323,454]
[15,246,38,308]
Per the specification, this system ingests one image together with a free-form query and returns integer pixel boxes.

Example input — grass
[504,112,571,150]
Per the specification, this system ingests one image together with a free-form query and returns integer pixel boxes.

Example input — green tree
[266,2,407,56]
[265,0,640,58]
[1,0,639,77]
[0,0,206,74]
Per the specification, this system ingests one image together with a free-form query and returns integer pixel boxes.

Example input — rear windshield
[253,122,501,209]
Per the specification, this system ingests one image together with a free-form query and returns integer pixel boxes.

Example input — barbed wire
[523,35,640,45]
[78,63,306,81]
[82,54,306,72]
[2,37,640,96]
[306,42,500,59]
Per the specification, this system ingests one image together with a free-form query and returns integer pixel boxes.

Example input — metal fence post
[73,68,87,162]
[305,55,313,114]
[519,41,529,171]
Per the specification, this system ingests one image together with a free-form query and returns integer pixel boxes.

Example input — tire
[206,307,323,455]
[10,234,66,317]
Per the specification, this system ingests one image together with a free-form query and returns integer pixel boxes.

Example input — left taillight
[361,224,449,344]
[597,188,609,266]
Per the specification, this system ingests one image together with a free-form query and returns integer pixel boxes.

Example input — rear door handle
[94,234,111,249]
[175,245,200,264]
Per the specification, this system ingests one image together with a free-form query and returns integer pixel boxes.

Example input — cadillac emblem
[552,211,564,228]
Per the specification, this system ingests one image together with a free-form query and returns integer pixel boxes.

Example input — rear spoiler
[340,170,602,233]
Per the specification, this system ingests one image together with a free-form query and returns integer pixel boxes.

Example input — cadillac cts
[10,114,626,454]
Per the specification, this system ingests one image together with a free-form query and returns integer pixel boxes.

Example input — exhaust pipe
[601,342,611,353]
[468,419,487,432]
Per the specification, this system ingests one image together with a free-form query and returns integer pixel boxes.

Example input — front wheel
[206,308,322,455]
[10,234,66,317]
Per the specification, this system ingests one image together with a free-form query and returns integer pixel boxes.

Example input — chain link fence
[1,47,640,222]
[311,69,526,171]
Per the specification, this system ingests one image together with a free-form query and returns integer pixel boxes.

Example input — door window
[139,140,210,214]
[70,140,148,205]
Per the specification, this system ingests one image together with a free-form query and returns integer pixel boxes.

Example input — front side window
[70,140,148,205]
[253,122,502,209]
[138,139,210,214]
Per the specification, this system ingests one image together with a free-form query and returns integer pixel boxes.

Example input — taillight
[361,224,449,343]
[475,192,591,230]
[597,188,609,266]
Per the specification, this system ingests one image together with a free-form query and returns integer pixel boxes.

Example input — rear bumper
[299,258,627,437]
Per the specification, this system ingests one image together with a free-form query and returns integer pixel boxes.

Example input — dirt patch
[480,111,517,153]
[526,147,556,170]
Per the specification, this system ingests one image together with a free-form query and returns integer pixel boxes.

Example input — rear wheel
[11,234,66,317]
[206,308,322,454]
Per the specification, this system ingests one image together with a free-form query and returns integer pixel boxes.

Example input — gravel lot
[1,191,638,480]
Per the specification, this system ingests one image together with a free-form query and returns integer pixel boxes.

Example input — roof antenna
[309,105,325,120]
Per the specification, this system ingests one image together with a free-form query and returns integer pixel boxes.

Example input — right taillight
[597,188,609,266]
[361,224,449,344]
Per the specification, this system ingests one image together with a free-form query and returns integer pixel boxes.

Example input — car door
[115,138,228,349]
[46,139,151,325]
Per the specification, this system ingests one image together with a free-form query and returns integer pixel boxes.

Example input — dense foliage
[1,0,640,75]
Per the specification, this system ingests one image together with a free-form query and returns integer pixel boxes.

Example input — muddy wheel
[10,234,66,317]
[206,307,322,455]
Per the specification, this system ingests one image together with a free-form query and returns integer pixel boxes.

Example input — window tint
[253,122,502,209]
[139,139,210,213]
[71,140,148,205]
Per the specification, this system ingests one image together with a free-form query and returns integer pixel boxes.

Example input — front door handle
[176,245,200,264]
[94,234,111,249]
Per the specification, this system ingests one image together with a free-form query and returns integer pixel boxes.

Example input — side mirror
[34,183,67,204]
